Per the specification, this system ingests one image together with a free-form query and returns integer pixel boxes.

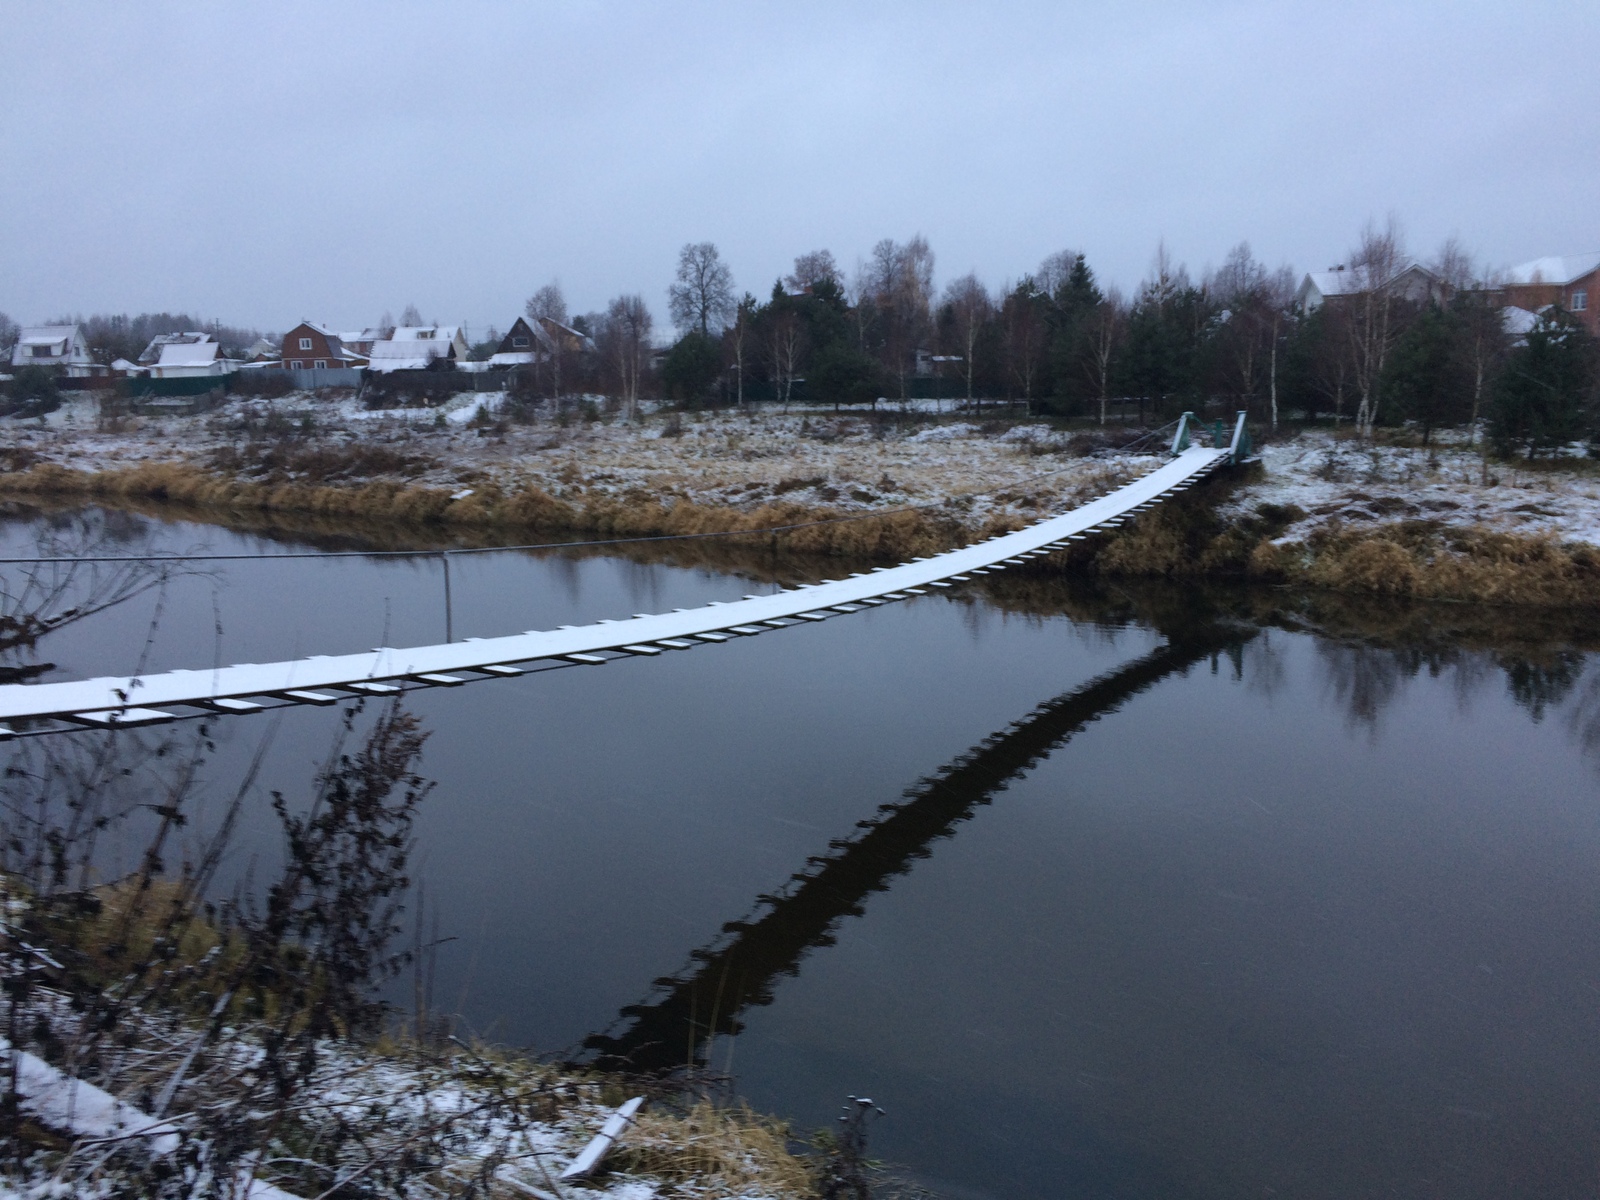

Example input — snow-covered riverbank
[6,393,1600,604]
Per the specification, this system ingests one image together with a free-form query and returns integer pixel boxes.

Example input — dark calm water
[4,506,1600,1199]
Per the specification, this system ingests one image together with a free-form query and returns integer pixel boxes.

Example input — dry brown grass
[608,1100,816,1197]
[8,460,1600,609]
[1286,522,1600,607]
[0,462,980,563]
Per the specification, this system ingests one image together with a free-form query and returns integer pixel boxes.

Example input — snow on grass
[1227,430,1600,548]
[13,396,1600,550]
[2,994,802,1199]
[0,1037,179,1155]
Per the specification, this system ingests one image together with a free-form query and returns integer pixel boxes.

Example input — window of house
[1573,289,1588,312]
[512,335,529,348]
[32,345,51,357]
[299,337,313,350]
[291,360,305,369]
[314,360,327,369]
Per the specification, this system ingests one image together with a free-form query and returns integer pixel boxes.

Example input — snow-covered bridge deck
[0,444,1233,732]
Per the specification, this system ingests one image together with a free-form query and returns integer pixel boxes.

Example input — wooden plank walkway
[0,446,1231,731]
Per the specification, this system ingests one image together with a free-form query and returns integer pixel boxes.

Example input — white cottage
[148,337,236,379]
[10,325,97,375]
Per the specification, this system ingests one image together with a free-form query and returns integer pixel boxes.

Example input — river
[3,503,1599,1199]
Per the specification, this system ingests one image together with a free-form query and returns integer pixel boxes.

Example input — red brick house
[1500,255,1600,336]
[280,322,361,370]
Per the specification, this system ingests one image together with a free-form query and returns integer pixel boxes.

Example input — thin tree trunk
[1269,316,1279,432]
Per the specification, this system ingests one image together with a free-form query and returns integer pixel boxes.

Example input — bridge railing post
[1170,412,1195,456]
[1228,410,1251,464]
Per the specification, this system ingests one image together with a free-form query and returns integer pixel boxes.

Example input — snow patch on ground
[1226,431,1600,548]
[0,1038,178,1155]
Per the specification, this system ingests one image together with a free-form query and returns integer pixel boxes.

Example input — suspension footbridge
[0,416,1244,734]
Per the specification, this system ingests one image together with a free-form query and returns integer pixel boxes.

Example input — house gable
[281,322,356,370]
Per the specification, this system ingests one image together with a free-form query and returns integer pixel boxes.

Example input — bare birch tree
[1001,278,1046,404]
[1035,250,1082,299]
[602,294,652,420]
[1345,218,1407,437]
[769,310,803,409]
[941,273,992,402]
[1210,243,1296,429]
[1084,288,1126,425]
[727,294,756,407]
[1430,240,1506,444]
[867,235,936,401]
[526,282,569,400]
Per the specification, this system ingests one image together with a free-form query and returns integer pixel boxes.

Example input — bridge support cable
[0,446,1232,732]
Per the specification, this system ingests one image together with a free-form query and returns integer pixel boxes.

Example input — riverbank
[1,876,819,1199]
[4,394,1600,608]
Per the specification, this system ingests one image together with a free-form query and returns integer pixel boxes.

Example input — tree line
[518,224,1598,459]
[7,221,1596,457]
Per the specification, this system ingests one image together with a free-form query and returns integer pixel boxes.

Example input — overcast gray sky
[4,1,1597,338]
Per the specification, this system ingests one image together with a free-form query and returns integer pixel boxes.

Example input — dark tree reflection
[1498,650,1586,722]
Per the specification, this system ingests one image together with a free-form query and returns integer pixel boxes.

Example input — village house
[488,316,548,367]
[1499,254,1600,336]
[10,324,99,375]
[335,327,392,360]
[147,334,237,379]
[1293,262,1446,311]
[244,337,280,363]
[280,322,362,370]
[366,325,470,372]
[137,331,213,365]
[487,315,596,367]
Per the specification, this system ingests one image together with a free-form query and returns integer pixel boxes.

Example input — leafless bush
[0,509,193,682]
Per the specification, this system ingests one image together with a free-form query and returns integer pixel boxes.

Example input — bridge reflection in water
[580,626,1251,1073]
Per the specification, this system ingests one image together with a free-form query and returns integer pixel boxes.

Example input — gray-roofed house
[1294,263,1446,312]
[366,325,471,373]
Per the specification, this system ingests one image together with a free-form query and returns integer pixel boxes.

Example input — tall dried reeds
[609,1100,816,1196]
[8,459,1600,609]
[0,462,977,563]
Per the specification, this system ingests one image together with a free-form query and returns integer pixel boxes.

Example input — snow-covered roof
[1504,253,1600,286]
[489,350,538,366]
[1501,306,1541,339]
[530,316,596,353]
[138,331,213,363]
[370,339,449,360]
[1304,270,1359,298]
[110,358,141,372]
[16,325,79,347]
[156,341,222,367]
[12,325,90,367]
[390,325,459,341]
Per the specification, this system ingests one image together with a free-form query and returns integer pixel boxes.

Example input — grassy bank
[2,789,823,1199]
[0,459,988,562]
[1091,483,1600,609]
[4,456,1600,610]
